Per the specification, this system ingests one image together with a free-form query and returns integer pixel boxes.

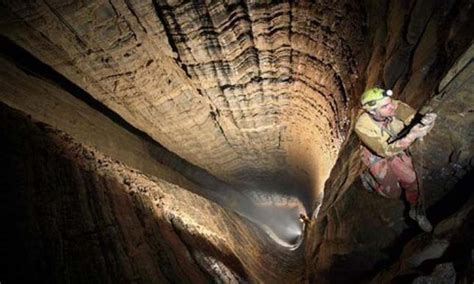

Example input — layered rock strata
[0,0,366,203]
[1,104,304,283]
[0,0,473,282]
[0,41,305,246]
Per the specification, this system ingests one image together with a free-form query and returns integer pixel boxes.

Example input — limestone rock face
[0,0,366,199]
[369,191,474,283]
[305,1,474,282]
[1,105,303,283]
[0,0,473,283]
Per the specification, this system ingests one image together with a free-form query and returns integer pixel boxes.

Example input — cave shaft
[1,0,473,283]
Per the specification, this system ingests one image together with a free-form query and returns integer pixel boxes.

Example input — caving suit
[354,100,419,204]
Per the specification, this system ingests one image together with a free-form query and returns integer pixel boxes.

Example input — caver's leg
[368,159,402,199]
[389,153,418,205]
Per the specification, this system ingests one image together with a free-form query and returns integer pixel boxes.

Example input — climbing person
[354,87,437,232]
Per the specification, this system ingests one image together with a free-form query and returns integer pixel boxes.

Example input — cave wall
[0,52,196,191]
[0,0,368,200]
[1,104,304,283]
[0,0,473,282]
[306,0,474,282]
[0,48,280,225]
[0,1,371,281]
[370,180,474,283]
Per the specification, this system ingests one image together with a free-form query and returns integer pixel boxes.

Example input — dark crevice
[362,169,474,282]
[123,0,148,33]
[427,168,473,225]
[152,1,192,78]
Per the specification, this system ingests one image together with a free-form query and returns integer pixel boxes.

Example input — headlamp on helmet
[361,88,393,110]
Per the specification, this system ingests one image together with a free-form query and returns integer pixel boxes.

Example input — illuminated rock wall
[1,0,473,282]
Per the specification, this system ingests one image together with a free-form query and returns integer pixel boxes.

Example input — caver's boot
[409,204,433,232]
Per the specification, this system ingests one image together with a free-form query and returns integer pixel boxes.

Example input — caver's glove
[396,113,436,148]
[406,123,431,141]
[421,113,437,126]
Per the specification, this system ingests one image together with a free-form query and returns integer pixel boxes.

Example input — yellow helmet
[361,87,393,110]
